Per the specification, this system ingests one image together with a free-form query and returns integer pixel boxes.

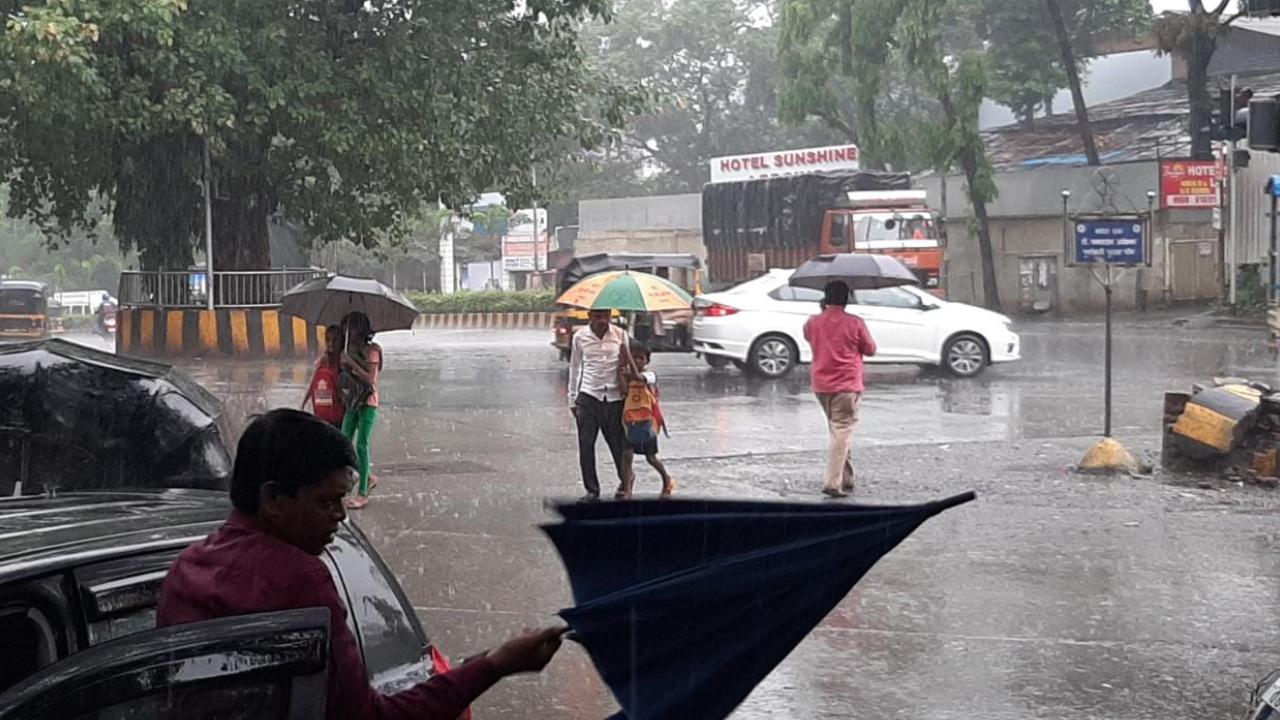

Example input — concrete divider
[118,309,554,358]
[414,312,553,330]
[117,307,323,359]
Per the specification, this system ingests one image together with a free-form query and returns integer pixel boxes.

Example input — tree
[0,0,643,271]
[1154,2,1243,160]
[557,0,840,197]
[1046,0,1101,164]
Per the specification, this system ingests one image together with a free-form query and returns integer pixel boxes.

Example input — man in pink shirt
[159,409,565,719]
[802,281,878,498]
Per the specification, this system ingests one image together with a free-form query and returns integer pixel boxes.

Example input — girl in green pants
[339,312,382,510]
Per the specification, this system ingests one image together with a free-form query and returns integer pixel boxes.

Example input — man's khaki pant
[816,392,862,491]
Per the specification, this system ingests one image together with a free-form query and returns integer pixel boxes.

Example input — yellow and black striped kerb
[116,308,324,359]
[414,312,552,329]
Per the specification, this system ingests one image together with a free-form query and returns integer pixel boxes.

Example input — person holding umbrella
[558,269,692,502]
[791,254,918,497]
[338,312,381,509]
[280,274,420,509]
[803,280,877,499]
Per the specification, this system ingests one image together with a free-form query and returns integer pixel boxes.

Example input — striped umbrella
[555,271,693,312]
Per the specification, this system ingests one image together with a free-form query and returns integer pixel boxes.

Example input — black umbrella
[280,274,419,333]
[0,339,230,496]
[789,253,920,291]
[541,492,975,720]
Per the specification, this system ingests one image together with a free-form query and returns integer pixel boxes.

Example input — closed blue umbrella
[541,492,975,720]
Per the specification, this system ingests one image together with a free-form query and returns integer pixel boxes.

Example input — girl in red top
[302,325,346,428]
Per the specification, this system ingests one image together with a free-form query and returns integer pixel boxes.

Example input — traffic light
[1213,88,1249,142]
[1249,97,1280,152]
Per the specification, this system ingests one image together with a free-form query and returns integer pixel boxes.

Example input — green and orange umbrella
[555,270,693,312]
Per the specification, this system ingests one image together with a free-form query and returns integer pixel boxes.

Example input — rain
[4,0,1280,718]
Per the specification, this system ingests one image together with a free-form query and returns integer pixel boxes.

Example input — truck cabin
[822,190,944,289]
[0,281,50,339]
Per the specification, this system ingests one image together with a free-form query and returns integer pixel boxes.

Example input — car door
[850,287,936,362]
[763,284,823,361]
[0,608,330,720]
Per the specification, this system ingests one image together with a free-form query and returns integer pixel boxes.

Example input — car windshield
[0,289,43,314]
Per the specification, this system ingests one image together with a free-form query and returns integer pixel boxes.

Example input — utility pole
[203,136,215,311]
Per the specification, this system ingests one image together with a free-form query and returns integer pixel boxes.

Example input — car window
[75,551,180,647]
[92,681,286,720]
[0,608,330,720]
[855,287,921,309]
[0,606,57,694]
[768,286,823,303]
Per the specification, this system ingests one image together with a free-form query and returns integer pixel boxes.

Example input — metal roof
[983,71,1280,169]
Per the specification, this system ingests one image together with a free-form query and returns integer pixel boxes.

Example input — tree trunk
[209,141,274,305]
[1187,26,1216,160]
[1045,0,1100,165]
[960,153,1001,309]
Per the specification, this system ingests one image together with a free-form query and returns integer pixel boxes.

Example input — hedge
[409,289,558,314]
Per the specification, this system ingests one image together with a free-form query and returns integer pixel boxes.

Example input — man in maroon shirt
[159,409,564,719]
[802,281,877,499]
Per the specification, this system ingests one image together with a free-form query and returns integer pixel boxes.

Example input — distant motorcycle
[95,306,118,339]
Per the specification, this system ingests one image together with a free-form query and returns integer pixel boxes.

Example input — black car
[0,489,442,718]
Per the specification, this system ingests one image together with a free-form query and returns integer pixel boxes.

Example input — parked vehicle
[45,298,65,335]
[0,489,448,716]
[691,269,1019,379]
[552,252,702,360]
[702,169,945,291]
[0,281,51,341]
[1247,668,1280,720]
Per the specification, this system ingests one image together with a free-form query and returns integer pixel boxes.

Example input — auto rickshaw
[553,253,702,361]
[0,280,51,341]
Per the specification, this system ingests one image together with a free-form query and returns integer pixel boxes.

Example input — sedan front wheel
[942,334,988,377]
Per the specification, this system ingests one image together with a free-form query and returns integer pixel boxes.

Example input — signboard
[709,144,860,184]
[1073,216,1147,266]
[501,239,539,271]
[1160,160,1219,209]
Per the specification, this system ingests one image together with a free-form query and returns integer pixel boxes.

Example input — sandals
[660,478,678,499]
[345,495,369,510]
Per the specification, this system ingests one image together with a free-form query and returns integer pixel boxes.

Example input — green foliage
[410,289,558,314]
[0,0,643,270]
[550,0,841,201]
[0,188,131,292]
[777,0,1150,156]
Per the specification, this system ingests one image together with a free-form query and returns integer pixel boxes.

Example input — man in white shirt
[568,309,635,502]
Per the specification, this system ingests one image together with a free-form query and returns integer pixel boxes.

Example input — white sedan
[691,269,1020,379]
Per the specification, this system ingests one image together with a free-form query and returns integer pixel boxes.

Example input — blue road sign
[1074,218,1146,265]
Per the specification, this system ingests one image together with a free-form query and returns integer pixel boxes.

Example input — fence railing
[119,268,328,309]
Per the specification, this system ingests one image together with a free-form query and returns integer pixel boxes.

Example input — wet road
[86,318,1280,718]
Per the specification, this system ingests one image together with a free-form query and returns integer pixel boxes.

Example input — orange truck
[701,168,945,292]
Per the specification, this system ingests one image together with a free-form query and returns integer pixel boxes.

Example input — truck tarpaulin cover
[701,170,911,252]
[0,339,231,495]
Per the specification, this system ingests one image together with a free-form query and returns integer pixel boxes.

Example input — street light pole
[203,136,215,312]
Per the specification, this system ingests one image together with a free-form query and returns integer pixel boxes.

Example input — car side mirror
[919,299,940,311]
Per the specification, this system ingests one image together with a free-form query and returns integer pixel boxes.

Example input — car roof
[0,490,229,585]
[0,280,48,292]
